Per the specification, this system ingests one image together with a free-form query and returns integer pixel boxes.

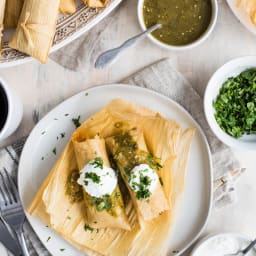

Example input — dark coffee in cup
[0,82,8,131]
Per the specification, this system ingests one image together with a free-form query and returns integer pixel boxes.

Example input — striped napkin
[0,58,245,255]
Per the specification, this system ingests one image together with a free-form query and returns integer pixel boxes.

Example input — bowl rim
[204,55,256,150]
[137,0,218,50]
[191,232,255,256]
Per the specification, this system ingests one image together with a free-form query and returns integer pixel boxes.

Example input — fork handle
[16,229,30,256]
[242,238,256,254]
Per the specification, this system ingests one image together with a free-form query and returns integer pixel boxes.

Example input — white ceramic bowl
[204,56,256,150]
[0,78,23,141]
[137,0,218,50]
[191,233,256,256]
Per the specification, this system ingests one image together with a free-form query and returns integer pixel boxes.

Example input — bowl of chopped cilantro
[204,56,256,149]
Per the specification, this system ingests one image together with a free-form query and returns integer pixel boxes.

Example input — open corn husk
[8,0,60,63]
[0,0,6,52]
[72,136,131,230]
[59,0,76,14]
[4,0,23,28]
[28,99,195,255]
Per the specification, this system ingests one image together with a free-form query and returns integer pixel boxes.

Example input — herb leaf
[72,115,81,128]
[89,157,104,169]
[84,224,93,232]
[85,172,101,184]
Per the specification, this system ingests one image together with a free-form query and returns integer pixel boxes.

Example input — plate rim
[18,83,213,256]
[0,0,122,68]
[226,0,256,36]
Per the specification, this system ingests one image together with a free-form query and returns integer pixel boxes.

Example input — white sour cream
[77,159,117,198]
[194,235,256,256]
[128,164,158,194]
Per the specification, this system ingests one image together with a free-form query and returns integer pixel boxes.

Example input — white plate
[0,0,122,67]
[227,0,256,35]
[18,84,213,256]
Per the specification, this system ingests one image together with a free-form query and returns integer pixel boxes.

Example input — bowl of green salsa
[138,0,218,50]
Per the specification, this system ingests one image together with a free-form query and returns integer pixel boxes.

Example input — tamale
[4,0,23,28]
[0,0,6,52]
[105,127,169,222]
[59,0,76,14]
[8,0,60,63]
[72,136,131,230]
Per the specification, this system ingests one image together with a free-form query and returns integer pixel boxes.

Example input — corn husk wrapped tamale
[84,0,108,8]
[4,0,23,28]
[72,136,131,230]
[105,128,170,222]
[0,0,6,52]
[28,99,195,255]
[59,0,76,14]
[8,0,60,63]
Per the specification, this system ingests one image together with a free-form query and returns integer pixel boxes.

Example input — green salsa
[66,171,83,203]
[143,0,212,46]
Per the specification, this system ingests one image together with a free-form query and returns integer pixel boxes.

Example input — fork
[224,238,256,256]
[0,168,29,256]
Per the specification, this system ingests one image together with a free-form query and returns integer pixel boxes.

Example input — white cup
[0,78,23,141]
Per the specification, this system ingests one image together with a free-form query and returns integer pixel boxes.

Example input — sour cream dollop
[77,158,117,198]
[128,164,158,198]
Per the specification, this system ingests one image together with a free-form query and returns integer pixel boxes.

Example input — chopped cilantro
[146,154,162,170]
[84,224,93,232]
[41,131,45,135]
[67,216,71,220]
[46,236,51,242]
[91,195,112,212]
[54,118,58,120]
[60,132,65,138]
[64,113,69,116]
[72,115,81,128]
[89,157,103,169]
[52,147,57,155]
[85,92,89,96]
[41,157,44,160]
[60,248,65,252]
[85,172,101,184]
[213,68,256,138]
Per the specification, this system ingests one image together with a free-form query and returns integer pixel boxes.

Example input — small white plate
[18,84,212,256]
[191,233,256,256]
[227,0,256,35]
[204,56,256,150]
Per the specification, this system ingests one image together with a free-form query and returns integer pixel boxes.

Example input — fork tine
[0,170,15,205]
[3,168,19,202]
[0,179,8,206]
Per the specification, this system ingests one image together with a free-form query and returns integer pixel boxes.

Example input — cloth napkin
[0,59,245,255]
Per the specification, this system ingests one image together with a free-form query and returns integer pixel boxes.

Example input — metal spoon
[95,23,162,69]
[224,238,256,256]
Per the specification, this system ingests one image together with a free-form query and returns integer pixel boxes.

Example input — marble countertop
[0,0,256,254]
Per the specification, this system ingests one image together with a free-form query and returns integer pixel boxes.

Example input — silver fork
[224,238,256,256]
[0,168,29,256]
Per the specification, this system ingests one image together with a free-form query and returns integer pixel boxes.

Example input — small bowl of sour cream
[191,233,256,256]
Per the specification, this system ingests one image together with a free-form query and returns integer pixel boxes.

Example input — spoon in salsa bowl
[95,23,162,69]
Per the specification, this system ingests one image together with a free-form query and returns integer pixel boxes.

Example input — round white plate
[18,84,213,256]
[227,0,256,35]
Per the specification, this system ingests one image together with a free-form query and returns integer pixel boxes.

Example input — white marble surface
[0,0,256,254]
